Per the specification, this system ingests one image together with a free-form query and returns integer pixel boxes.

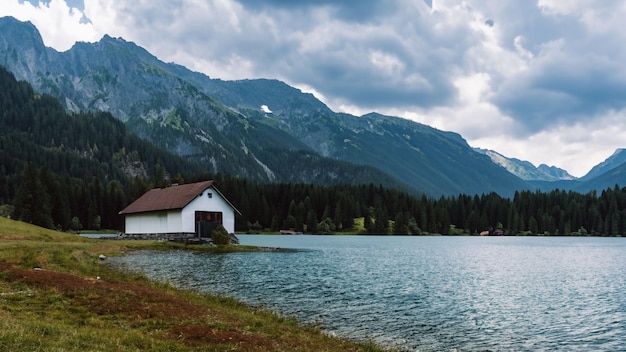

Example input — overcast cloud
[4,0,626,177]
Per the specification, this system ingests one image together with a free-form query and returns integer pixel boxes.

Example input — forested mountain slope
[0,66,206,229]
[0,16,532,197]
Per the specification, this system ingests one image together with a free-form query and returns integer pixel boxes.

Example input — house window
[195,211,222,222]
[207,192,213,198]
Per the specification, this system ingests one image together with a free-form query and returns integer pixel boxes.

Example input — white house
[119,180,240,237]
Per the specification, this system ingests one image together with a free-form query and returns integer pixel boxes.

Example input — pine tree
[306,209,318,234]
[393,211,409,235]
[12,163,53,228]
[372,204,389,234]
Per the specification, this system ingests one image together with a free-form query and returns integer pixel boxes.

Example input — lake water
[110,235,626,351]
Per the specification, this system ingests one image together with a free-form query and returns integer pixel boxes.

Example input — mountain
[0,16,533,197]
[566,149,626,193]
[537,164,576,181]
[475,148,576,181]
[0,17,409,192]
[526,150,626,194]
[580,149,626,181]
[573,162,626,193]
[0,66,198,181]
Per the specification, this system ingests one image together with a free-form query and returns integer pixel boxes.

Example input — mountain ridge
[0,16,414,193]
[2,16,625,196]
[475,148,576,181]
[580,148,626,181]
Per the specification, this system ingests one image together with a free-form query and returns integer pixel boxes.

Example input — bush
[0,204,14,218]
[70,216,83,231]
[211,224,231,245]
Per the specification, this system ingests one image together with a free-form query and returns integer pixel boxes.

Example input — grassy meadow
[0,216,389,351]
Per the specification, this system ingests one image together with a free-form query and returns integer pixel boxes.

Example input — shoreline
[0,217,392,351]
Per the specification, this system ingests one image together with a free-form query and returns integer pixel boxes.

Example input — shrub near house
[211,224,231,245]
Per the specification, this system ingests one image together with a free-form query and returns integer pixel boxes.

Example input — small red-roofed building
[119,180,240,238]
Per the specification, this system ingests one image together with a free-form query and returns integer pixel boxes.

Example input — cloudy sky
[3,0,626,177]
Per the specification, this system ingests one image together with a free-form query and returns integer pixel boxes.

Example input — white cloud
[0,0,99,50]
[470,110,626,178]
[514,36,533,59]
[369,50,404,77]
[394,73,518,143]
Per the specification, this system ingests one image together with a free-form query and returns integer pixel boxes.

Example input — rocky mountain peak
[0,16,44,46]
[475,148,576,181]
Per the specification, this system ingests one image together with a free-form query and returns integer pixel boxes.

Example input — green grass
[0,216,392,351]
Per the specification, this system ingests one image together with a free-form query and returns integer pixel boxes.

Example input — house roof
[119,180,234,215]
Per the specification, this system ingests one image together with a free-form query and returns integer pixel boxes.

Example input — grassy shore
[0,216,389,351]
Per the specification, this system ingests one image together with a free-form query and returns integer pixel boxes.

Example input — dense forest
[216,179,626,236]
[2,66,626,236]
[6,163,626,237]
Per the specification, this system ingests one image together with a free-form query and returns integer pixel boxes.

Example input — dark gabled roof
[119,180,215,215]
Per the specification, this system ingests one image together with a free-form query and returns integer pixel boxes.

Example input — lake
[110,235,626,351]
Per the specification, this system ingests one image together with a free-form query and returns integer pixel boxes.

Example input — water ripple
[111,236,626,351]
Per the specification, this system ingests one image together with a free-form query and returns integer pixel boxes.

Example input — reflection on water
[110,235,626,351]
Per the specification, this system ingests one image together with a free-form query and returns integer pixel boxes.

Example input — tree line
[6,163,626,237]
[218,178,626,236]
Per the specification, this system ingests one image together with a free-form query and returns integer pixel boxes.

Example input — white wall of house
[124,210,183,234]
[181,187,236,234]
[168,211,183,231]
